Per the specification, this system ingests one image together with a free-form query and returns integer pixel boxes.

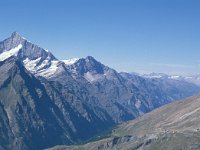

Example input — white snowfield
[37,60,60,78]
[62,58,79,65]
[0,44,22,61]
[23,57,42,72]
[24,57,80,78]
[23,56,60,78]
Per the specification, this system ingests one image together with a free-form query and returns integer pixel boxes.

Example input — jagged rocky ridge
[0,32,199,150]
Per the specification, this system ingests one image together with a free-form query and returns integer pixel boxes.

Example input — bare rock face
[0,32,24,53]
[0,33,200,150]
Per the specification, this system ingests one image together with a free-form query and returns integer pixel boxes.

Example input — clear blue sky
[0,0,200,75]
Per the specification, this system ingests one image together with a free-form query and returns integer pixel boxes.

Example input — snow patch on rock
[63,58,79,65]
[0,44,22,61]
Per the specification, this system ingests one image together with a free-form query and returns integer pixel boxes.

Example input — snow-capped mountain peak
[0,32,60,78]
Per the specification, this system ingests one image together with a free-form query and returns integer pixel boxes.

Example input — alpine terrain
[51,94,200,150]
[0,32,199,150]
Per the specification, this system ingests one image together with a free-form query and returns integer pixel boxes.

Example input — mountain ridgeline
[0,32,199,150]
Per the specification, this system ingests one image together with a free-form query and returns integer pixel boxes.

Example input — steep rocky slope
[50,94,200,150]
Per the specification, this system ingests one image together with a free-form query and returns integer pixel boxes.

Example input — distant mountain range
[54,94,200,150]
[0,32,199,150]
[141,72,200,86]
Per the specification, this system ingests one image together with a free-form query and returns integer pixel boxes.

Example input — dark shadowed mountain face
[0,33,200,150]
[0,57,115,150]
[50,94,200,150]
